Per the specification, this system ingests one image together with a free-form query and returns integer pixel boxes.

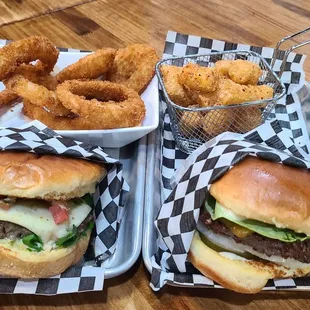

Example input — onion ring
[56,48,116,83]
[0,36,59,80]
[0,89,19,106]
[56,80,146,128]
[4,74,70,116]
[0,64,57,107]
[23,100,105,130]
[106,44,158,94]
[12,64,58,90]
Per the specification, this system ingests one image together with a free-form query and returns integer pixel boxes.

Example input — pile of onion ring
[0,36,157,130]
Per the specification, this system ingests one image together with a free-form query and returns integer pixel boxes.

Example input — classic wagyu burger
[0,151,106,278]
[189,156,310,293]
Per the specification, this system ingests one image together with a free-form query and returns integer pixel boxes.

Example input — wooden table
[1,0,310,309]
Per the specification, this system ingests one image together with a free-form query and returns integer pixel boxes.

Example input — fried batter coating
[215,59,262,85]
[179,105,202,137]
[0,64,58,107]
[0,36,59,80]
[160,65,193,107]
[5,74,70,116]
[214,60,233,78]
[56,48,116,83]
[198,78,273,107]
[107,44,159,94]
[0,89,19,106]
[178,63,219,93]
[229,59,262,85]
[201,108,233,137]
[233,106,262,133]
[23,100,105,130]
[56,80,145,129]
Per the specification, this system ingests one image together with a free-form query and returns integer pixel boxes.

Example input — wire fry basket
[156,50,286,154]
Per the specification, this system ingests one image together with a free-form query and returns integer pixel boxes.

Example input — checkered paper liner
[150,32,310,291]
[151,119,310,290]
[0,120,129,295]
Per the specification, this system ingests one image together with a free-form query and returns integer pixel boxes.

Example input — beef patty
[0,213,93,241]
[0,221,31,239]
[200,212,310,264]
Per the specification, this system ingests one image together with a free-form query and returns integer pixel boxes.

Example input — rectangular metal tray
[142,83,310,283]
[103,135,146,278]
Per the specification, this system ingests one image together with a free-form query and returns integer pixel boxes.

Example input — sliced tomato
[49,203,69,224]
[0,201,10,210]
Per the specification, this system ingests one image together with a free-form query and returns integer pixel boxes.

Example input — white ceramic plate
[0,51,159,148]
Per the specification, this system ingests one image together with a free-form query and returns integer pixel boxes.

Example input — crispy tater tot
[179,105,202,137]
[178,63,219,93]
[201,108,233,137]
[251,85,274,100]
[215,59,262,85]
[160,65,193,107]
[228,59,262,85]
[198,78,273,107]
[214,60,233,78]
[233,106,262,132]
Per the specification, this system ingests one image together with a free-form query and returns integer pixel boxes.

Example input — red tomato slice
[0,202,10,210]
[49,203,69,224]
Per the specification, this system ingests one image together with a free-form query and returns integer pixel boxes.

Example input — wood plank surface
[0,0,95,27]
[0,0,310,309]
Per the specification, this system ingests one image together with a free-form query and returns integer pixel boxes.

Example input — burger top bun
[210,156,310,235]
[0,151,106,200]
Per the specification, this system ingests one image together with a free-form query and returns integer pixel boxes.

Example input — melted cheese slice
[0,199,92,243]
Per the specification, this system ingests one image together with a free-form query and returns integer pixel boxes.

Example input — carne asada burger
[189,156,310,293]
[0,151,105,278]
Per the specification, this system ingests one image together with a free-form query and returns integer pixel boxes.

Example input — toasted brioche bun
[210,156,310,235]
[189,232,310,294]
[0,151,106,200]
[0,231,91,278]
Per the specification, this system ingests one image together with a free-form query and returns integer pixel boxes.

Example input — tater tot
[201,108,234,138]
[178,63,219,93]
[179,105,202,137]
[233,106,262,133]
[228,59,262,85]
[214,60,233,78]
[198,78,273,107]
[160,65,193,107]
[250,85,274,100]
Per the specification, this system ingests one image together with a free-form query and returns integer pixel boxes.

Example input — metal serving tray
[142,83,310,280]
[143,128,162,274]
[103,135,146,278]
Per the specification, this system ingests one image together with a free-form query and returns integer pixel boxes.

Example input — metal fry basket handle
[271,27,310,78]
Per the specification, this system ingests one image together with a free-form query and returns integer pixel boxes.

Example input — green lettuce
[204,196,309,243]
[22,234,43,252]
[56,222,94,248]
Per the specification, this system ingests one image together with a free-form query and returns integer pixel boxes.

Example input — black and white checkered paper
[0,120,129,295]
[150,31,310,291]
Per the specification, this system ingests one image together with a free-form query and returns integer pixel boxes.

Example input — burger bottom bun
[0,231,91,278]
[188,232,310,294]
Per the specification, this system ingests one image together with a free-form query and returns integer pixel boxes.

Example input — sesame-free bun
[210,156,310,235]
[0,151,106,200]
[0,231,91,278]
[189,232,310,294]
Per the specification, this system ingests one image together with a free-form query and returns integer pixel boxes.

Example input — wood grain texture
[0,0,310,308]
[0,0,96,26]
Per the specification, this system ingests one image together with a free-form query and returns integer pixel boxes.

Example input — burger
[0,151,106,278]
[189,156,310,294]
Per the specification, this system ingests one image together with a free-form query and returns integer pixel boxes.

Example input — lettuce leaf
[204,196,309,242]
[56,221,94,248]
[22,234,43,252]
